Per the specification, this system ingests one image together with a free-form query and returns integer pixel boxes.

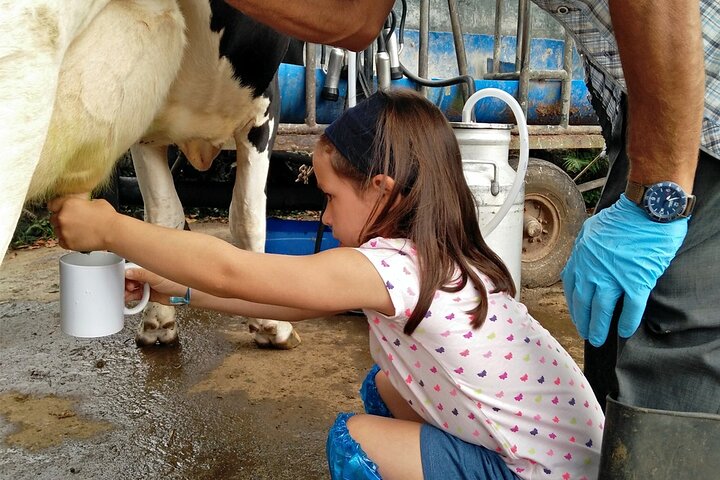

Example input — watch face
[644,181,687,222]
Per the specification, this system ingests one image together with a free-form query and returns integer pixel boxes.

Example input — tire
[520,158,587,288]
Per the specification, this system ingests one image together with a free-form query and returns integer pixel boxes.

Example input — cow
[0,0,300,349]
[130,0,301,348]
[0,0,185,262]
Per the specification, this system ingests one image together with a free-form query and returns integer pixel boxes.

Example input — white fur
[140,1,261,171]
[0,0,299,348]
[131,2,298,348]
[0,0,186,264]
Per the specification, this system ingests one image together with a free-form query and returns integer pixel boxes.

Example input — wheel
[521,158,587,288]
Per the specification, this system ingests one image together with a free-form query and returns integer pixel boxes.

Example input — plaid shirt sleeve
[533,0,720,159]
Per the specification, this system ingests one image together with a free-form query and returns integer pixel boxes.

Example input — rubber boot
[599,395,720,479]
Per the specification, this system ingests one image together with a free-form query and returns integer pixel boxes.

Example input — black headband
[324,92,389,175]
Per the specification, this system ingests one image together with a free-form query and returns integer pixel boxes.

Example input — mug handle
[124,262,151,315]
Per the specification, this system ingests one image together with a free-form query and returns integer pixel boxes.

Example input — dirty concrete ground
[0,221,579,480]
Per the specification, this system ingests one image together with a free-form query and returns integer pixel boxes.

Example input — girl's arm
[50,197,394,317]
[125,267,342,320]
[188,290,342,321]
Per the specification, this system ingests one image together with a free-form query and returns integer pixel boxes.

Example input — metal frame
[275,0,604,154]
[485,0,572,126]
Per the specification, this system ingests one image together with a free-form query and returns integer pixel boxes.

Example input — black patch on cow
[248,121,270,153]
[249,74,282,153]
[209,0,290,98]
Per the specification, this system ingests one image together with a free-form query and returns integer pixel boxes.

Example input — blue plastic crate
[265,217,340,255]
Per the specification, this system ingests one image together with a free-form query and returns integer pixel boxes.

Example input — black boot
[599,395,720,479]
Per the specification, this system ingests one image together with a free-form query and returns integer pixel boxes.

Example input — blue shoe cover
[359,365,393,418]
[326,412,382,480]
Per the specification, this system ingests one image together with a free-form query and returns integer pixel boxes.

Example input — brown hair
[320,89,516,335]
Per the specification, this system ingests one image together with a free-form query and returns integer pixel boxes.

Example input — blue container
[265,218,340,255]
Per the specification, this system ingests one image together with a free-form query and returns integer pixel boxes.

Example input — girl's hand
[48,196,119,252]
[125,267,187,306]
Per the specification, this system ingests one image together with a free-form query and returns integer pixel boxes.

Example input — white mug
[60,251,150,338]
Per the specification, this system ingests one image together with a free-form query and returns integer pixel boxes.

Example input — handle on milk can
[461,88,529,236]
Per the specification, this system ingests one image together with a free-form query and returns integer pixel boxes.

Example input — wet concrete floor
[0,227,577,480]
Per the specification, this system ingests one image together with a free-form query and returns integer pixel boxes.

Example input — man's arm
[225,0,395,51]
[610,0,705,192]
[561,1,706,345]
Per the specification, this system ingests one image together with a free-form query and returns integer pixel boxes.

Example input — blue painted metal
[278,30,598,126]
[398,30,586,80]
[278,65,597,125]
[278,64,348,125]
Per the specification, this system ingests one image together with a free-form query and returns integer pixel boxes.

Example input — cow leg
[130,143,182,346]
[231,97,300,350]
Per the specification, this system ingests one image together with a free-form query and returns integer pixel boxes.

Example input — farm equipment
[272,0,604,288]
[110,0,605,289]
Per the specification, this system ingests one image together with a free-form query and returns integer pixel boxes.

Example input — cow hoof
[249,319,301,350]
[135,303,179,346]
[135,324,178,346]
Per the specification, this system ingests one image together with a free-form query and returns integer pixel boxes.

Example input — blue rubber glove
[561,194,689,347]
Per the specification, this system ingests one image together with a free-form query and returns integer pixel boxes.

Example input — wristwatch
[625,180,696,222]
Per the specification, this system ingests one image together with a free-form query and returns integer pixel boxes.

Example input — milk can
[452,89,530,295]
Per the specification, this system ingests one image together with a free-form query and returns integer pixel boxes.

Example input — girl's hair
[321,89,516,335]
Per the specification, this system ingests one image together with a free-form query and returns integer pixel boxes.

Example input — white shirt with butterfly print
[357,237,604,480]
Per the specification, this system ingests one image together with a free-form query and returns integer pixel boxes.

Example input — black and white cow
[131,0,300,348]
[0,0,300,348]
[0,0,185,262]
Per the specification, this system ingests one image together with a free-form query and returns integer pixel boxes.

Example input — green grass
[11,208,56,249]
[560,149,608,208]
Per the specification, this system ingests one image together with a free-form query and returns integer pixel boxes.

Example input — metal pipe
[560,30,574,128]
[515,0,527,77]
[489,70,569,80]
[304,43,317,127]
[277,124,326,135]
[447,0,469,78]
[529,70,568,80]
[492,0,503,76]
[418,0,430,96]
[517,0,531,117]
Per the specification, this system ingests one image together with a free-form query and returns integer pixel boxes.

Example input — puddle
[0,392,112,451]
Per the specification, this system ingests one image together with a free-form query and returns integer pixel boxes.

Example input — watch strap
[625,180,646,205]
[624,180,696,218]
[683,194,697,217]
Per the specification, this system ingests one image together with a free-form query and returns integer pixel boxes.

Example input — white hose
[461,88,529,236]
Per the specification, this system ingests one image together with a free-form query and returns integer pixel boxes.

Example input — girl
[50,89,604,479]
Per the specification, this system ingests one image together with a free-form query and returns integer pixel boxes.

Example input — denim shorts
[420,423,521,480]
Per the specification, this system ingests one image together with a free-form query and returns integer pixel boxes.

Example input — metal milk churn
[452,88,529,295]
